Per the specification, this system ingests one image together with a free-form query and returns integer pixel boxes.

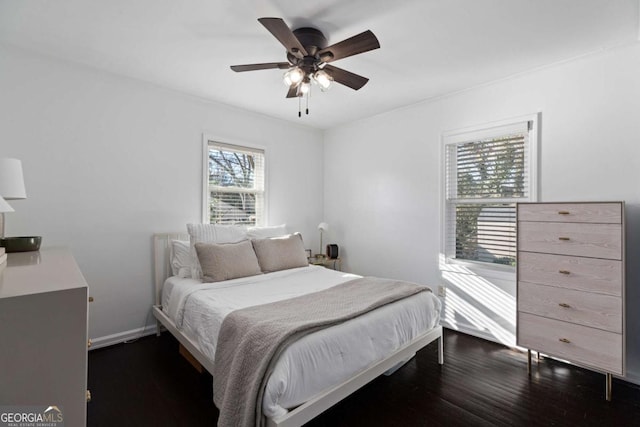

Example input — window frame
[201,135,268,226]
[440,113,539,275]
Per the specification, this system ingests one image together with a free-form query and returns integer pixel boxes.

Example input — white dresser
[0,247,89,425]
[516,202,624,400]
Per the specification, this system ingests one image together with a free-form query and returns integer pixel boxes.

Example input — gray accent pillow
[195,240,262,283]
[252,233,309,273]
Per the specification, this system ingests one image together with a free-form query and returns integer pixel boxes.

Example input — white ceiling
[0,0,638,129]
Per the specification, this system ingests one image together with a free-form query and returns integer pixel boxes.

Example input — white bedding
[162,265,441,418]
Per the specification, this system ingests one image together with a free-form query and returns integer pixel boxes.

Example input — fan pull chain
[306,91,309,115]
[298,95,301,118]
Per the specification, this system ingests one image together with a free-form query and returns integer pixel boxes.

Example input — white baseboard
[89,324,158,350]
[621,371,640,386]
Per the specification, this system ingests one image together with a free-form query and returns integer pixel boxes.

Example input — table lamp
[317,222,329,258]
[0,158,40,251]
[0,158,26,238]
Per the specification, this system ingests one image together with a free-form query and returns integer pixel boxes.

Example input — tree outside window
[443,117,537,268]
[207,142,264,225]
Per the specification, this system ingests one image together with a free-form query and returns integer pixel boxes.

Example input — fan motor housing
[288,27,327,60]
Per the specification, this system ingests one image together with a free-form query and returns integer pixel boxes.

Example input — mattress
[163,265,441,418]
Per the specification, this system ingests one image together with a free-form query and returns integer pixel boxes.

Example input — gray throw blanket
[212,277,430,427]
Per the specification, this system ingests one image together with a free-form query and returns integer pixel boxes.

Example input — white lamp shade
[318,222,329,232]
[0,195,14,213]
[0,158,27,199]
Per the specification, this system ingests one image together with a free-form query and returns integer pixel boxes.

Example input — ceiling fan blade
[317,30,380,63]
[286,84,300,98]
[323,65,369,90]
[258,17,308,58]
[230,62,290,72]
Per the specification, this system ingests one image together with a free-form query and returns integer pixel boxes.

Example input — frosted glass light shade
[0,158,27,200]
[283,67,304,86]
[0,195,14,213]
[314,70,333,90]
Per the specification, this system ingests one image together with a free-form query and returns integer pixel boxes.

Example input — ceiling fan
[230,17,380,116]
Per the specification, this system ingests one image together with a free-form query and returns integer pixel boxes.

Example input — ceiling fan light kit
[230,17,380,117]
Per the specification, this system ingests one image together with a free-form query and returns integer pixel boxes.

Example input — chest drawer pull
[558,237,571,241]
[558,303,571,308]
[558,211,571,215]
[559,338,571,344]
[558,270,571,275]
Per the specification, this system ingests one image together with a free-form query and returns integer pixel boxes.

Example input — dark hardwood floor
[88,329,640,426]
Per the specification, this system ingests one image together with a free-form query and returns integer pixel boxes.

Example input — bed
[152,231,443,427]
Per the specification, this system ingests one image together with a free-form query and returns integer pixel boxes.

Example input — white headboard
[153,232,189,306]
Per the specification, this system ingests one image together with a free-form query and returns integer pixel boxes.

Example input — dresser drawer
[518,203,621,224]
[518,312,622,374]
[517,252,622,296]
[518,282,622,333]
[518,222,622,259]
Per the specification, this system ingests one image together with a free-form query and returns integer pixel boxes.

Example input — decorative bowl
[0,236,42,253]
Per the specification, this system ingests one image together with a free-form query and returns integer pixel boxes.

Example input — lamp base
[0,236,42,253]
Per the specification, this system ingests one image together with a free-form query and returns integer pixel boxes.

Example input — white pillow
[186,223,248,279]
[170,240,193,278]
[246,224,288,239]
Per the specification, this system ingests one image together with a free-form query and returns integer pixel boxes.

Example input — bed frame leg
[156,320,162,337]
[438,333,444,365]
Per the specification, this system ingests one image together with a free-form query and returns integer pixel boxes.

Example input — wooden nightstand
[309,256,342,271]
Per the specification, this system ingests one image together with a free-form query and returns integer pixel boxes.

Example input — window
[204,140,265,226]
[442,115,538,268]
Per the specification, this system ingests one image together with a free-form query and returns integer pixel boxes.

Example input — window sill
[440,258,516,281]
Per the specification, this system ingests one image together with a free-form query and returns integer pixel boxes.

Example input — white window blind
[443,118,536,267]
[206,141,265,226]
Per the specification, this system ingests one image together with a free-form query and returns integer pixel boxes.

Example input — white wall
[0,44,324,343]
[324,42,640,382]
